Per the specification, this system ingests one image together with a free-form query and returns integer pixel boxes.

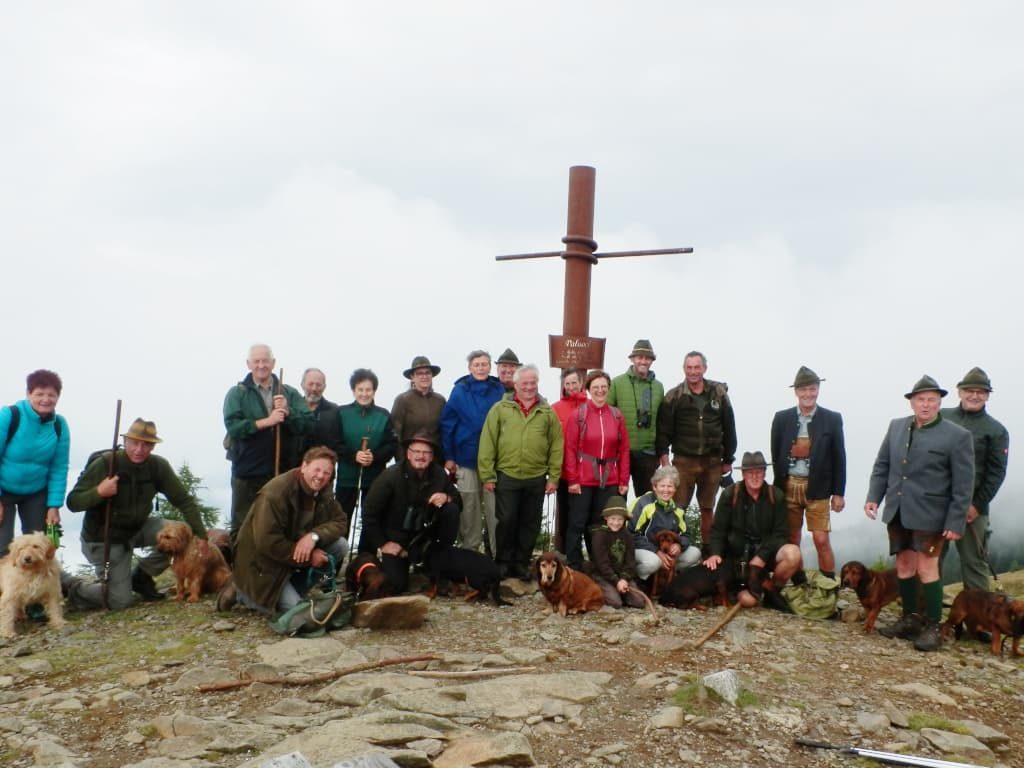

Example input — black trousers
[230,475,272,547]
[566,485,615,569]
[494,473,546,572]
[378,501,460,594]
[629,452,660,497]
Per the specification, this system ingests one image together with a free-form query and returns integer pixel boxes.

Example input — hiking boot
[913,620,943,652]
[789,569,808,586]
[25,603,48,622]
[879,613,922,639]
[216,580,237,612]
[131,567,166,601]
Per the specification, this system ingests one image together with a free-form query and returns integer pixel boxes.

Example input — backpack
[5,404,64,446]
[780,572,839,619]
[575,402,624,445]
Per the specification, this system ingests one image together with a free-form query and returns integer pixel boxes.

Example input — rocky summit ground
[1,571,1022,768]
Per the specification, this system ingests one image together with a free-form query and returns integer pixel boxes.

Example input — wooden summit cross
[496,165,692,370]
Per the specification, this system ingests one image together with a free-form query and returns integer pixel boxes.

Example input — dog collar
[355,561,378,581]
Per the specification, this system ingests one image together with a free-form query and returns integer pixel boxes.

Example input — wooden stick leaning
[691,603,742,650]
[100,399,123,611]
[273,368,283,475]
[197,653,438,693]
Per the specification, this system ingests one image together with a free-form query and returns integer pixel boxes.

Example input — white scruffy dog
[0,531,65,637]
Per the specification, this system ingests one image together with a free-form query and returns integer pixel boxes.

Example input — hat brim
[904,388,948,399]
[121,433,162,444]
[403,365,441,379]
[402,435,442,453]
[740,464,767,472]
[789,378,824,388]
[956,381,992,392]
[629,352,656,360]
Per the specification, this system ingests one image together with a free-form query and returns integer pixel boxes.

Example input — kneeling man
[224,446,349,614]
[358,432,460,594]
[704,451,802,608]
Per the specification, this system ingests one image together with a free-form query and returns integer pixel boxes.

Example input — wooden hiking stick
[273,368,283,475]
[691,602,742,649]
[100,399,123,610]
[627,585,661,624]
[196,653,438,692]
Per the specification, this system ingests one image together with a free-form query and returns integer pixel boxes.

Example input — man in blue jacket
[440,350,504,554]
[865,375,974,652]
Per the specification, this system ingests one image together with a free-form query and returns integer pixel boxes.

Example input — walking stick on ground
[100,399,123,610]
[273,368,284,475]
[691,602,742,650]
[796,738,984,768]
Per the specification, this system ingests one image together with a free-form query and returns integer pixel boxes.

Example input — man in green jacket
[478,364,563,579]
[704,451,802,608]
[65,419,209,610]
[608,339,663,496]
[223,344,311,545]
[221,446,348,615]
[941,367,1009,592]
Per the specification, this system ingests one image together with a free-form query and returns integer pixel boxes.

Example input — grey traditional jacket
[866,415,974,533]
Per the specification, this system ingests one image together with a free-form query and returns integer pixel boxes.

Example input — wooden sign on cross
[496,165,692,370]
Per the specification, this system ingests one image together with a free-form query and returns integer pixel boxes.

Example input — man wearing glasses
[358,432,460,593]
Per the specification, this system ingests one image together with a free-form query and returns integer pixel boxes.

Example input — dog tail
[629,585,660,625]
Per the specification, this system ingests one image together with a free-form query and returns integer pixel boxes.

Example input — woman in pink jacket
[563,370,630,570]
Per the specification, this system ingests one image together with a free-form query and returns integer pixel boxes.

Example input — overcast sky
[4,3,1020,568]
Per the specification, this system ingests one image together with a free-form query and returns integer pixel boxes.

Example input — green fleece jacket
[607,367,663,454]
[477,398,563,483]
[67,451,207,543]
[223,373,312,478]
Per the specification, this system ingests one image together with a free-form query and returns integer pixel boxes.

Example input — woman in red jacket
[551,368,586,553]
[563,370,630,570]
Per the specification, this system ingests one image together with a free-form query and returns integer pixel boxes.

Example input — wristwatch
[310,532,320,544]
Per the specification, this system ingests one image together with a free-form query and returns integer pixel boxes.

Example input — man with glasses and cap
[391,356,446,447]
[865,375,974,652]
[704,451,802,608]
[608,339,664,497]
[940,367,1009,592]
[770,366,847,581]
[64,419,210,610]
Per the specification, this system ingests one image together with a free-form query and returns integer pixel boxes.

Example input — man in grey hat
[704,451,802,608]
[608,339,664,496]
[770,366,846,580]
[940,367,1009,592]
[495,348,521,393]
[391,356,446,446]
[864,375,974,652]
[64,419,210,609]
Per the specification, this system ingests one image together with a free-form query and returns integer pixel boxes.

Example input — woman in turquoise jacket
[0,370,71,555]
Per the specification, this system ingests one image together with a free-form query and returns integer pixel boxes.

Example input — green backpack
[780,572,839,620]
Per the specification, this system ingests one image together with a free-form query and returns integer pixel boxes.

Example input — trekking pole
[349,435,369,554]
[795,738,984,768]
[274,368,284,475]
[100,399,123,610]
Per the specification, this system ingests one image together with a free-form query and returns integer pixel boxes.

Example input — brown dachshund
[942,589,1024,656]
[532,551,605,617]
[647,530,681,599]
[344,552,394,600]
[839,560,900,633]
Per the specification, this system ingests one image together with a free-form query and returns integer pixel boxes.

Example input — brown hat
[904,375,947,399]
[402,430,441,454]
[739,451,768,471]
[403,355,441,379]
[790,366,824,388]
[496,348,521,366]
[122,418,162,444]
[601,495,630,519]
[629,339,656,360]
[956,366,993,392]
